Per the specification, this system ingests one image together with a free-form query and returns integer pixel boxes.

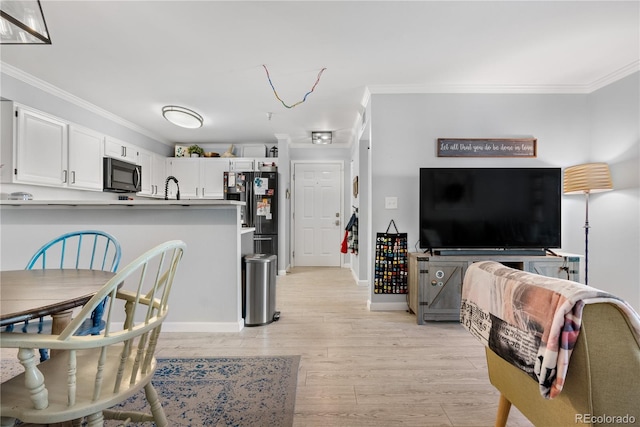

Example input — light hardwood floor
[156,266,533,427]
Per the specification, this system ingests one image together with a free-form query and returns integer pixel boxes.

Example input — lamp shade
[162,106,203,129]
[563,162,613,194]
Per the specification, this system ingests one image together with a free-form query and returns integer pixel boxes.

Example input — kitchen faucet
[164,176,180,200]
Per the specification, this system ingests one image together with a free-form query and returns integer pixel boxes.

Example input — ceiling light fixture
[312,131,332,144]
[162,106,203,129]
[0,0,51,44]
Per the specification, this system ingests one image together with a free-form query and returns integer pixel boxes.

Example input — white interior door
[294,162,342,266]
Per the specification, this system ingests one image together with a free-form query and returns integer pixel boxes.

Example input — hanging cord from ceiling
[262,65,327,109]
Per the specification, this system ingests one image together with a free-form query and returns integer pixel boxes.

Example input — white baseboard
[350,269,369,287]
[278,269,287,276]
[367,301,409,311]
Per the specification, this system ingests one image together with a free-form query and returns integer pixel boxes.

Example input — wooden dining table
[0,269,115,335]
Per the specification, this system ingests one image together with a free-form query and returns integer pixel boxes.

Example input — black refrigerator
[224,171,278,257]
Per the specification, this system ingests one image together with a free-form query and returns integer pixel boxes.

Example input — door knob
[335,220,340,226]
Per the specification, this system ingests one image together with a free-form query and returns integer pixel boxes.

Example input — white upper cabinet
[229,158,255,172]
[200,158,229,198]
[14,106,68,186]
[167,158,229,199]
[67,125,104,190]
[104,136,138,164]
[12,106,104,191]
[138,149,167,198]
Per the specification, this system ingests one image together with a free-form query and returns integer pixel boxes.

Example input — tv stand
[408,252,580,323]
[432,248,547,257]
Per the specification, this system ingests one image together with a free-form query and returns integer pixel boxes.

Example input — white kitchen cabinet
[229,158,255,172]
[67,125,104,190]
[139,150,167,198]
[14,106,68,187]
[104,136,138,164]
[12,106,103,191]
[229,158,278,172]
[200,158,229,198]
[137,150,153,196]
[151,153,167,197]
[254,158,278,171]
[167,158,229,199]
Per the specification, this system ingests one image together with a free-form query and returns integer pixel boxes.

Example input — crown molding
[367,62,640,95]
[1,61,171,146]
[367,83,591,95]
[587,60,640,92]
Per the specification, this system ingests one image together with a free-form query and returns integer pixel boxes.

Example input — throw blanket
[461,261,640,399]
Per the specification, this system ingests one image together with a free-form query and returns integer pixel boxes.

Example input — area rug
[1,356,300,427]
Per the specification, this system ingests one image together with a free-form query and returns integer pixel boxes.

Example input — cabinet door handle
[196,187,199,197]
[63,170,68,183]
[202,187,205,197]
[71,171,76,184]
[122,146,126,157]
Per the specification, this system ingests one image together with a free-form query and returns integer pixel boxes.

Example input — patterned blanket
[460,261,640,399]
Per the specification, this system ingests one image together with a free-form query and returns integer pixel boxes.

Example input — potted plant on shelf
[188,145,204,157]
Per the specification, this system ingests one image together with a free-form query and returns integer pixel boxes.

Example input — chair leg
[86,411,104,426]
[144,383,168,427]
[495,393,511,427]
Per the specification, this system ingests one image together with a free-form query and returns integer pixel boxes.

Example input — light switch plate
[385,197,398,209]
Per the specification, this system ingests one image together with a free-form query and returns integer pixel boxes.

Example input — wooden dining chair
[0,240,186,427]
[5,230,122,361]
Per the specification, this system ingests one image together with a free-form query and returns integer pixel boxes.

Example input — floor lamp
[563,162,613,286]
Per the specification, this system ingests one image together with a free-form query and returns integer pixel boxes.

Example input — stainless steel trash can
[243,254,279,326]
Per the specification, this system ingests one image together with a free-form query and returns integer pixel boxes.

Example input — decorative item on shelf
[174,145,188,157]
[188,145,204,157]
[203,152,219,158]
[563,162,613,287]
[220,144,236,158]
[270,146,278,157]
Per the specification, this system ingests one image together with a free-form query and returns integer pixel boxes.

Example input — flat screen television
[419,168,561,252]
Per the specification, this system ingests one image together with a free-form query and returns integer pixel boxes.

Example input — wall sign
[437,138,537,158]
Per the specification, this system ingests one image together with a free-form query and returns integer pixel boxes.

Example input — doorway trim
[290,160,345,268]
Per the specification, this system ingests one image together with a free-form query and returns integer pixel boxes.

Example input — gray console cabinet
[408,253,580,323]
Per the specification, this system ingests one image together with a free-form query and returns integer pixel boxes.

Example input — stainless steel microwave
[103,157,141,193]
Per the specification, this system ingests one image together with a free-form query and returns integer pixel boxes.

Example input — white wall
[586,74,639,309]
[368,81,640,311]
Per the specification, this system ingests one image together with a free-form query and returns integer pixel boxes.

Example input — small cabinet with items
[408,252,580,324]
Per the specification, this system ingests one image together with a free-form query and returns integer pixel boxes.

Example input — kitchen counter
[0,199,243,207]
[1,200,246,332]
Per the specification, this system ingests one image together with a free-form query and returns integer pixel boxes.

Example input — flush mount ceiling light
[162,106,203,129]
[312,131,332,144]
[0,0,51,44]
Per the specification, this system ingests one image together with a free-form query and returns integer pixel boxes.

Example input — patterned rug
[1,356,300,427]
